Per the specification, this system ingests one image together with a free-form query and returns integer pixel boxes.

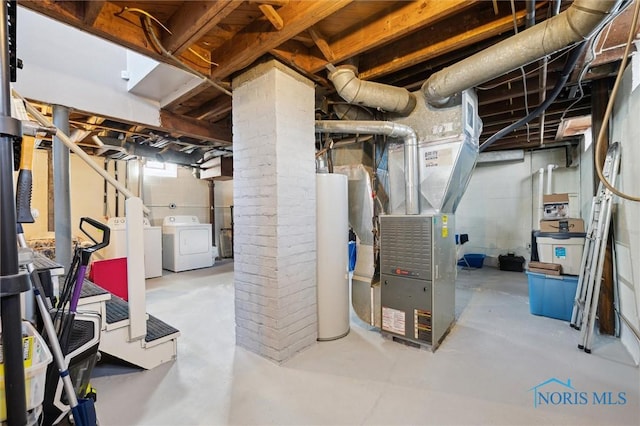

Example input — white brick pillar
[232,60,316,362]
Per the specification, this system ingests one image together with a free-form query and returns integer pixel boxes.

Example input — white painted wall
[610,57,640,365]
[22,150,210,244]
[14,7,160,126]
[139,167,211,227]
[456,148,582,264]
[21,149,127,239]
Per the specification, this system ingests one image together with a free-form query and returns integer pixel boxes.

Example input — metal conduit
[315,120,419,215]
[422,0,621,105]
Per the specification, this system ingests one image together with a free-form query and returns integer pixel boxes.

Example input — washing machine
[101,217,163,278]
[162,215,213,272]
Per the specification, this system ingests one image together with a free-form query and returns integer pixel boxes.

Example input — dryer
[101,217,163,278]
[162,215,213,272]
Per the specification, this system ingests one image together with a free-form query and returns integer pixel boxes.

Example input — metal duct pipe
[315,120,419,215]
[546,163,557,194]
[422,0,621,105]
[538,167,545,224]
[329,66,417,116]
[526,0,536,28]
[124,142,202,166]
[97,136,204,166]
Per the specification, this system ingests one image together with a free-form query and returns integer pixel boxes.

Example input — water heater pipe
[328,66,417,116]
[538,167,545,224]
[422,0,621,105]
[315,120,419,214]
[546,163,557,194]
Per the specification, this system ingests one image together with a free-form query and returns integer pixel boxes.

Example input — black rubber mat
[80,279,109,298]
[145,315,180,342]
[32,253,63,270]
[105,297,129,324]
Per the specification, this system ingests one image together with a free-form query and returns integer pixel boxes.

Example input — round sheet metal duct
[315,120,419,215]
[329,66,416,116]
[422,0,621,105]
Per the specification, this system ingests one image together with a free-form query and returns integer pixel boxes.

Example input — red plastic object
[89,257,128,301]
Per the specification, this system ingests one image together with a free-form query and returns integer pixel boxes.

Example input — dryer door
[179,227,211,255]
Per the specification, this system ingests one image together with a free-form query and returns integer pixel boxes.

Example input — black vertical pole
[0,0,28,424]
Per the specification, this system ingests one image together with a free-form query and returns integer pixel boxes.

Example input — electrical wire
[594,0,640,202]
[479,42,587,151]
[141,16,232,97]
[475,52,569,90]
[559,0,634,123]
[122,7,219,66]
[119,7,232,96]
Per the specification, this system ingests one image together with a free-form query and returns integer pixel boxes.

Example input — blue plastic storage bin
[526,271,578,321]
[458,253,485,268]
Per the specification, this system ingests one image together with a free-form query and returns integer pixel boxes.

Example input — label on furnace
[382,306,406,336]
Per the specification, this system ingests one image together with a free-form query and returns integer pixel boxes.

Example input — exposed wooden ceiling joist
[162,0,243,56]
[83,0,105,26]
[17,0,637,154]
[358,5,534,80]
[160,110,232,145]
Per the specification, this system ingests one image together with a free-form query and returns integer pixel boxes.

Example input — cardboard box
[540,218,585,233]
[543,193,569,219]
[528,261,562,276]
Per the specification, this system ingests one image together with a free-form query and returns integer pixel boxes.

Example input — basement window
[144,160,177,178]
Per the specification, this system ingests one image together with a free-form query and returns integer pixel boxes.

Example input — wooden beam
[481,108,590,130]
[83,0,105,26]
[358,7,533,80]
[308,26,334,62]
[315,0,478,73]
[477,75,557,106]
[187,97,233,121]
[20,0,84,24]
[160,110,232,145]
[163,1,243,56]
[174,1,351,105]
[250,0,290,6]
[210,0,353,80]
[258,4,284,31]
[269,42,331,87]
[270,40,320,72]
[479,97,589,118]
[271,0,478,76]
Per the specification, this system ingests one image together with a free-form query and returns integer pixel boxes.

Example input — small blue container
[348,241,357,272]
[526,271,578,321]
[458,253,485,268]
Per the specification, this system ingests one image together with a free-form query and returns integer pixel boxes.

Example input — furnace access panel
[380,214,456,350]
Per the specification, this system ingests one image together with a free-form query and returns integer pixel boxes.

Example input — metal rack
[0,1,29,423]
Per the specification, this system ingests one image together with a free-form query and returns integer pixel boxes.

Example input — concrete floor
[91,263,639,425]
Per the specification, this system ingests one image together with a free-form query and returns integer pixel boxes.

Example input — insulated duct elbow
[315,120,419,215]
[333,103,375,121]
[329,66,417,116]
[422,0,621,105]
